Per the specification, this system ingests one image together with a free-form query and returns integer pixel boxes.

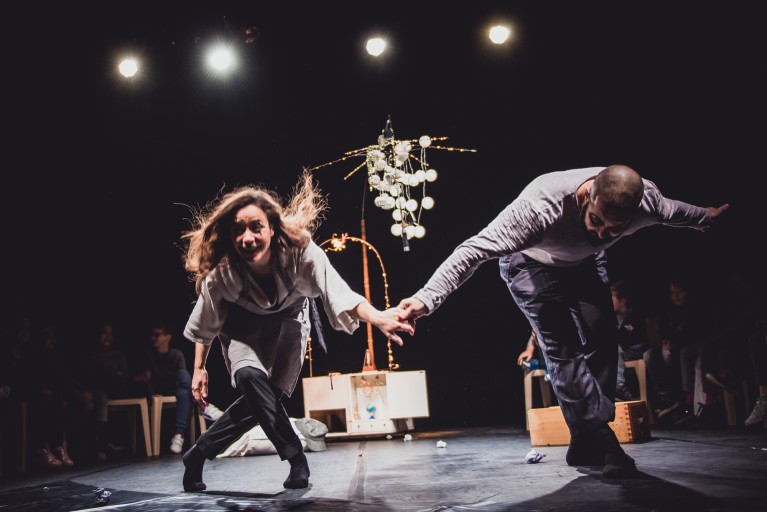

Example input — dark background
[4,1,764,429]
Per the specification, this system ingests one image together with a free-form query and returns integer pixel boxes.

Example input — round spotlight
[489,25,511,45]
[366,38,386,57]
[118,58,139,78]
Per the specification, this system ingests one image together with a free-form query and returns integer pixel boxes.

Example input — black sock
[182,445,207,492]
[566,431,604,466]
[283,451,310,489]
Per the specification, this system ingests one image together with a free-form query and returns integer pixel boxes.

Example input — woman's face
[231,204,274,268]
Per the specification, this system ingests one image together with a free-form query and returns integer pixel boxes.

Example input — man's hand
[698,203,729,231]
[397,297,428,323]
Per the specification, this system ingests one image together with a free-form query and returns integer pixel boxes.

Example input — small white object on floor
[386,434,392,440]
[525,448,546,463]
[436,440,447,448]
[403,434,413,441]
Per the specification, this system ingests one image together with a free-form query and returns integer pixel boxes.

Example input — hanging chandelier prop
[307,116,476,251]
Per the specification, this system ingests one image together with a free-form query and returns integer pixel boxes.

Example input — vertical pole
[360,217,377,371]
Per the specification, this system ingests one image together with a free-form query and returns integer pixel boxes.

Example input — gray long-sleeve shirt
[184,240,366,396]
[413,167,712,314]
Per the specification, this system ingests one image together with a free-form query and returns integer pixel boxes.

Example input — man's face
[580,195,629,246]
[151,329,170,349]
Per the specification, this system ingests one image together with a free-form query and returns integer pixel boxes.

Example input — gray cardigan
[184,240,366,396]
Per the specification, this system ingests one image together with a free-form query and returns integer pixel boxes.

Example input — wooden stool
[106,397,152,457]
[150,395,204,456]
[524,369,552,430]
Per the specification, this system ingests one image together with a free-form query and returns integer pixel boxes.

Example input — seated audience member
[85,321,152,460]
[611,280,651,402]
[137,320,194,454]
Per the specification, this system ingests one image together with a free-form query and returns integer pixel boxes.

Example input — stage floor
[1,424,766,511]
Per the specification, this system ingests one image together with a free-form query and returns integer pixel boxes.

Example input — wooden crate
[528,400,651,446]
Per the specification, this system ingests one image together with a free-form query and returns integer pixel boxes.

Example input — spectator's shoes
[655,393,681,420]
[170,433,185,454]
[745,398,767,426]
[615,382,634,402]
[202,402,224,421]
[36,448,63,468]
[673,407,696,426]
[694,403,725,428]
[53,446,75,466]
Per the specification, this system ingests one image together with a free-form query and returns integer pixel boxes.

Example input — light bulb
[404,225,416,239]
[414,225,426,238]
[425,169,438,182]
[415,169,426,182]
[419,135,432,148]
[421,196,435,209]
[406,199,418,212]
[391,224,403,237]
[392,209,403,222]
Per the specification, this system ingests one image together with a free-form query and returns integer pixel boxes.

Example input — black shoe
[182,446,207,492]
[603,453,638,479]
[694,403,724,428]
[566,432,604,466]
[284,452,310,489]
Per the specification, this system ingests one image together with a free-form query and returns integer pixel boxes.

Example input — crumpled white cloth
[525,448,546,463]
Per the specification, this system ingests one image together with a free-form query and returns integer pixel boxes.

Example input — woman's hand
[192,367,209,402]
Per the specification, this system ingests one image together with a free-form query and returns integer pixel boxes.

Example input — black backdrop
[5,1,764,428]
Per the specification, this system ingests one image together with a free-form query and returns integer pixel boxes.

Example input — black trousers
[500,251,617,435]
[195,366,303,461]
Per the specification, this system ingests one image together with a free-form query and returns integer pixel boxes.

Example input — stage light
[366,38,386,57]
[489,25,511,44]
[206,45,237,73]
[118,58,139,78]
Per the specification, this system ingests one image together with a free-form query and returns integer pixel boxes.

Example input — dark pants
[152,370,193,434]
[500,251,617,435]
[194,366,302,461]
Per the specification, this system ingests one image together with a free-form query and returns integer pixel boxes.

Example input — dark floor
[1,423,766,512]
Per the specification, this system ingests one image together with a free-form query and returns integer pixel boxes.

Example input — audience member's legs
[175,369,193,436]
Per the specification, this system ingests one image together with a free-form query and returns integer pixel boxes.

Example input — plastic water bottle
[522,359,543,371]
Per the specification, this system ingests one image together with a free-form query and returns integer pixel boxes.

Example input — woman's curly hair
[181,169,327,293]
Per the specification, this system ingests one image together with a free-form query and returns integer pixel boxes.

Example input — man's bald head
[590,165,644,221]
